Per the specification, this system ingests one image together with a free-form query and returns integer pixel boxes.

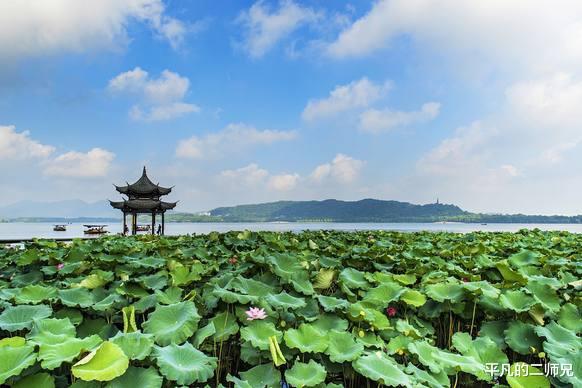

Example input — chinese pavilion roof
[109,199,177,213]
[114,167,172,197]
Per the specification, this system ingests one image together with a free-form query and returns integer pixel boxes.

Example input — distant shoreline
[3,218,582,225]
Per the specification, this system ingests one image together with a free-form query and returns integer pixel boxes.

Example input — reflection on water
[2,221,582,240]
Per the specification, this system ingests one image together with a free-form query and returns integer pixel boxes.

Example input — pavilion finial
[142,166,147,175]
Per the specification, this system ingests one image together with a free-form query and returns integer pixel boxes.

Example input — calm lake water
[2,222,582,240]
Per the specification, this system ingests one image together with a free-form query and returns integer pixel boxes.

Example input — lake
[2,222,582,240]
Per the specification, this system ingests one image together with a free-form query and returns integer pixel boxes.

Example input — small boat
[53,224,67,231]
[136,225,151,232]
[83,225,108,235]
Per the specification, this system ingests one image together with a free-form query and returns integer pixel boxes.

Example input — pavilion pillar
[132,213,137,235]
[123,212,127,235]
[151,212,156,235]
[162,212,165,235]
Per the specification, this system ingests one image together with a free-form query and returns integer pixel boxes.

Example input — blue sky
[1,1,582,214]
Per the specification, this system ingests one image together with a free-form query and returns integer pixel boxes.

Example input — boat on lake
[53,224,67,231]
[136,225,151,232]
[83,225,108,235]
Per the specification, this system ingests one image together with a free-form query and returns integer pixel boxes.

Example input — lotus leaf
[425,283,464,302]
[58,288,95,308]
[0,336,25,347]
[265,291,307,310]
[12,372,56,388]
[535,322,581,386]
[352,352,410,386]
[325,330,364,362]
[192,321,216,347]
[508,250,540,266]
[499,289,536,312]
[363,282,404,306]
[557,303,581,333]
[392,273,417,285]
[239,363,281,387]
[313,268,335,289]
[504,321,542,355]
[0,304,52,331]
[404,364,450,388]
[400,289,427,307]
[154,286,182,304]
[27,318,102,369]
[240,321,282,350]
[311,313,349,334]
[0,344,37,384]
[478,320,508,349]
[0,229,580,387]
[105,366,163,388]
[316,295,349,312]
[211,310,239,342]
[462,280,500,298]
[78,274,108,289]
[452,332,508,380]
[212,285,259,304]
[93,293,124,312]
[110,331,154,360]
[285,360,327,387]
[268,335,286,366]
[154,342,217,385]
[77,318,117,339]
[14,285,57,304]
[506,363,550,388]
[284,323,328,353]
[72,341,129,381]
[495,260,527,283]
[526,280,561,313]
[339,268,369,289]
[143,301,200,345]
[54,307,84,325]
[122,305,138,333]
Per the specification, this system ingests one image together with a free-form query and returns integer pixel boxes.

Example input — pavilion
[110,167,177,235]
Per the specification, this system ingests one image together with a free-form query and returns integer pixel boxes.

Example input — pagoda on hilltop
[110,167,177,235]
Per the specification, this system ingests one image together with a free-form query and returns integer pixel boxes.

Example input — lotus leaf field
[0,230,580,387]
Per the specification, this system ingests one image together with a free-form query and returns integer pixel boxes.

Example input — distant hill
[3,198,582,224]
[0,200,118,219]
[208,199,467,222]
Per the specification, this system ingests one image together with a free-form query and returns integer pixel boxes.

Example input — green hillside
[208,199,467,222]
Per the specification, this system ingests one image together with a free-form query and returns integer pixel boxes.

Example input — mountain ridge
[2,198,582,224]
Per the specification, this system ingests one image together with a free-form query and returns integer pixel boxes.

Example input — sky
[1,0,582,215]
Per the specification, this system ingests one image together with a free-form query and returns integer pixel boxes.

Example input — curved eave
[160,201,177,210]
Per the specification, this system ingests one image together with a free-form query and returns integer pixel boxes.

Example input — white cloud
[176,123,297,159]
[327,0,582,76]
[359,102,440,133]
[542,142,578,164]
[237,0,321,58]
[0,0,188,60]
[310,154,364,184]
[416,121,495,177]
[302,78,390,121]
[268,173,299,191]
[220,164,269,186]
[219,163,298,192]
[0,125,55,160]
[108,68,199,121]
[506,73,582,130]
[43,148,115,178]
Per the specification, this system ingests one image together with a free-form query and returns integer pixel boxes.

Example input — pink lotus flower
[386,306,397,317]
[56,263,64,270]
[245,307,267,321]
